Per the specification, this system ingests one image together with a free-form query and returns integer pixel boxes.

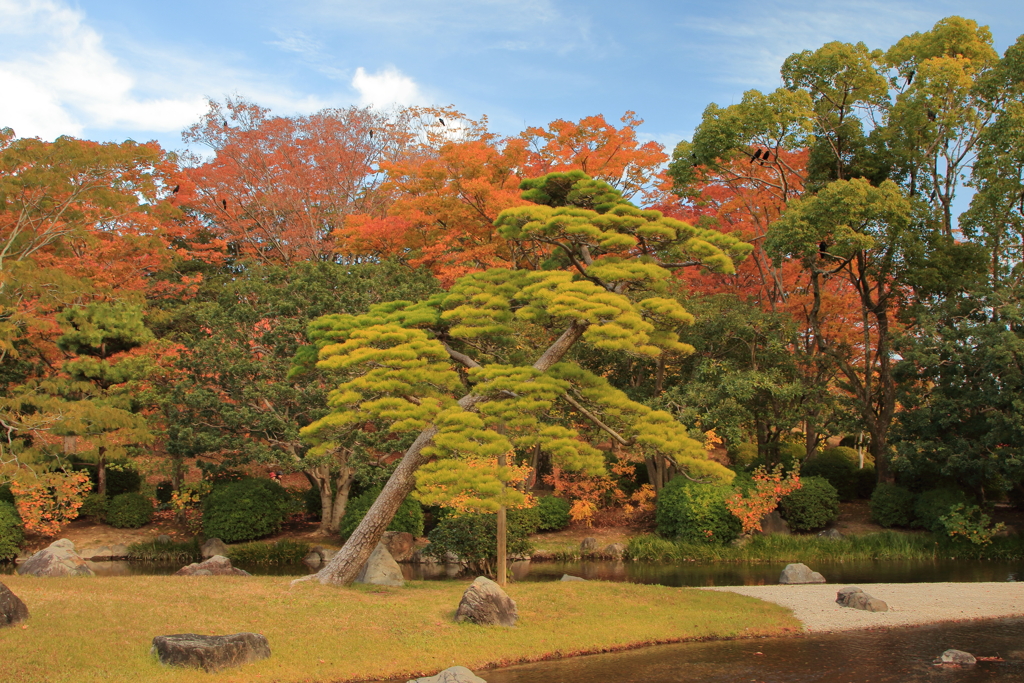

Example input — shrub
[855,466,877,499]
[424,509,535,572]
[730,443,759,469]
[202,478,291,543]
[655,478,741,545]
[535,496,571,531]
[779,476,840,531]
[338,488,424,540]
[104,462,142,497]
[11,471,92,536]
[753,441,804,473]
[870,482,916,528]
[938,504,1005,546]
[155,481,174,506]
[802,448,858,501]
[106,492,153,529]
[0,482,14,506]
[0,501,24,562]
[914,488,972,533]
[79,493,109,521]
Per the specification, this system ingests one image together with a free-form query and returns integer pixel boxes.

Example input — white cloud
[0,0,206,140]
[352,66,425,107]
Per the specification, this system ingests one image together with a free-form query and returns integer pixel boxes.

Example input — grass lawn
[0,575,799,682]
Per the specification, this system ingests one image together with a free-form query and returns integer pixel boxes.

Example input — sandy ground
[704,582,1024,632]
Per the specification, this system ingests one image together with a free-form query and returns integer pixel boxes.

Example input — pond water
[423,617,1024,683]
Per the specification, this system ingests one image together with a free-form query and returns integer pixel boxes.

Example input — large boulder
[17,539,94,577]
[354,542,404,587]
[939,649,976,665]
[200,538,229,559]
[455,576,518,627]
[756,511,791,535]
[302,547,338,570]
[0,581,29,627]
[818,528,844,540]
[560,574,586,582]
[603,543,626,560]
[382,531,416,563]
[836,586,888,612]
[579,537,598,555]
[778,563,825,584]
[151,632,270,672]
[408,666,487,683]
[174,555,251,577]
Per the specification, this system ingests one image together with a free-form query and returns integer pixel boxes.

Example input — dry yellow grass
[0,575,799,682]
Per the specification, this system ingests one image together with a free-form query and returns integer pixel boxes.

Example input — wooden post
[496,450,507,586]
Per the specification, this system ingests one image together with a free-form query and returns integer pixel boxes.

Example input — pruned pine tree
[299,172,752,586]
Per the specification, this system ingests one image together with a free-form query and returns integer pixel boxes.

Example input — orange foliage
[10,471,92,537]
[725,464,801,534]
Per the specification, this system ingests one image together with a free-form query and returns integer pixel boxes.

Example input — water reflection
[470,617,1024,683]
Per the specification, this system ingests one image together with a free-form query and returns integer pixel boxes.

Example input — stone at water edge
[108,544,129,560]
[560,574,586,581]
[174,555,251,576]
[778,563,826,584]
[78,546,112,561]
[0,581,29,627]
[756,511,791,536]
[835,586,888,612]
[818,528,844,540]
[579,537,598,555]
[152,632,270,672]
[455,576,518,627]
[382,531,416,562]
[407,666,487,683]
[354,542,404,587]
[200,538,229,559]
[939,649,977,665]
[603,543,626,560]
[17,539,94,577]
[155,534,172,545]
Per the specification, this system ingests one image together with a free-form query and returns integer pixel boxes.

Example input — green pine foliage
[202,479,291,543]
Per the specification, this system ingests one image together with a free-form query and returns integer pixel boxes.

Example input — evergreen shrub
[870,483,916,528]
[338,488,424,540]
[0,482,14,506]
[730,443,759,469]
[779,476,840,531]
[0,501,24,562]
[202,478,290,543]
[155,481,174,506]
[802,448,859,501]
[856,466,877,499]
[655,478,741,545]
[79,493,109,521]
[535,496,571,531]
[424,509,535,569]
[106,492,153,529]
[914,488,972,533]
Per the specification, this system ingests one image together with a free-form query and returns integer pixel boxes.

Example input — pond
[406,617,1024,683]
[4,557,1024,584]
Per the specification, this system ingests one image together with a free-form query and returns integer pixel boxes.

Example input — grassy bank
[626,531,1024,563]
[0,575,799,683]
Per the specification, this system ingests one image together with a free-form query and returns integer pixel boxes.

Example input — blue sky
[3,0,1023,156]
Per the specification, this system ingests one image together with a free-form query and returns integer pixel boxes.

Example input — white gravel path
[703,582,1024,632]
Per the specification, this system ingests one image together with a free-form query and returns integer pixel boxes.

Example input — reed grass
[126,538,202,563]
[225,539,310,565]
[0,575,798,683]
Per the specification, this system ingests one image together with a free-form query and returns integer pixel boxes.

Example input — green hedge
[338,488,424,540]
[914,488,972,533]
[870,482,916,528]
[802,448,859,501]
[0,501,24,562]
[106,492,153,529]
[655,478,740,545]
[79,493,109,521]
[535,496,571,531]
[202,478,291,543]
[779,476,840,531]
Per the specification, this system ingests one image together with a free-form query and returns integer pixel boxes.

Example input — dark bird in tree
[368,129,374,139]
[927,110,937,122]
[172,185,180,194]
[223,120,229,129]
[438,118,446,127]
[750,149,762,163]
[222,199,228,210]
[906,70,915,85]
[819,241,830,258]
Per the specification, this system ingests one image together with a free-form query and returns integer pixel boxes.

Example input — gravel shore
[704,582,1024,632]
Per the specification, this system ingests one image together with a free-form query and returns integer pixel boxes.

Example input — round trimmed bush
[79,492,109,521]
[424,509,535,568]
[655,478,741,545]
[730,443,759,469]
[855,466,877,499]
[870,482,916,528]
[0,501,24,562]
[802,448,859,501]
[535,496,571,531]
[106,492,153,529]
[0,482,14,506]
[779,476,840,531]
[338,487,424,540]
[202,478,291,543]
[914,488,972,533]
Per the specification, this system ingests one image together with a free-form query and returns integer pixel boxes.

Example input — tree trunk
[97,448,106,497]
[314,323,586,586]
[496,449,507,586]
[304,465,355,535]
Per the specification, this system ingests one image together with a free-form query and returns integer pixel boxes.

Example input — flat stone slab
[408,666,487,682]
[0,581,29,627]
[704,582,1024,632]
[560,574,586,582]
[152,633,270,672]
